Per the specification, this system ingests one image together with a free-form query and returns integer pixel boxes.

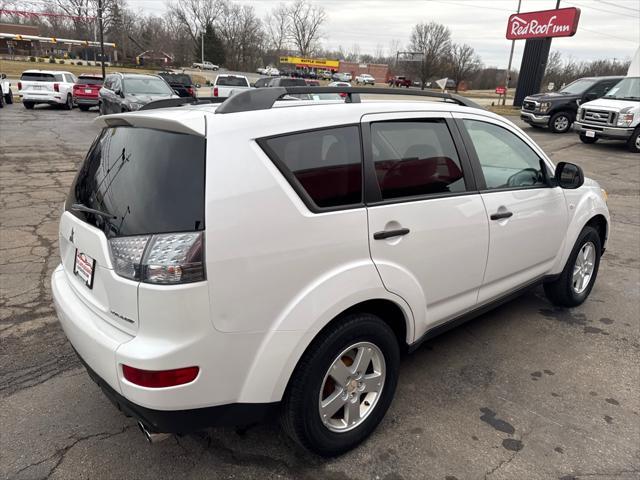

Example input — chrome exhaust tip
[138,421,171,443]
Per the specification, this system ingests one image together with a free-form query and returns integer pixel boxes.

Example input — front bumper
[574,122,634,140]
[520,111,550,125]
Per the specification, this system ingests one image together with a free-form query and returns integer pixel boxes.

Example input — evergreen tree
[194,24,226,66]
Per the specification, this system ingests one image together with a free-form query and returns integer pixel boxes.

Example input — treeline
[542,51,631,90]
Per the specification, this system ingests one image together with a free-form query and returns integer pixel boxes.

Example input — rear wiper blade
[71,203,117,220]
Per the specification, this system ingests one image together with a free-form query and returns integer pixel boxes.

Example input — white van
[575,47,640,152]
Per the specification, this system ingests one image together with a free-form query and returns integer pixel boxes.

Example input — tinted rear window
[260,126,362,209]
[77,76,103,85]
[67,127,205,238]
[159,73,192,85]
[216,76,249,87]
[20,72,56,81]
[275,78,307,87]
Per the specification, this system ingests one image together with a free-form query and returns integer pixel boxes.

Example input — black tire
[627,127,640,153]
[0,91,3,108]
[579,133,598,144]
[6,90,13,104]
[281,313,400,457]
[544,225,602,307]
[99,102,106,115]
[549,111,572,133]
[78,105,89,111]
[24,101,34,109]
[63,94,73,110]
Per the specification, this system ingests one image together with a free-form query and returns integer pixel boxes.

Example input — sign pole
[98,0,105,79]
[502,0,521,106]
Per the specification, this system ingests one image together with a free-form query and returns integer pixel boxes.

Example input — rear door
[363,112,489,338]
[454,113,568,304]
[60,126,207,334]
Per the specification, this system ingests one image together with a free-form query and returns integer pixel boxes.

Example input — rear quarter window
[259,126,363,210]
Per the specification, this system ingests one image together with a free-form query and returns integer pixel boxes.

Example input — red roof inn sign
[506,7,581,40]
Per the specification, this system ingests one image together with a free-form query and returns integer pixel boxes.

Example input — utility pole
[502,0,521,105]
[98,0,106,79]
[201,30,205,65]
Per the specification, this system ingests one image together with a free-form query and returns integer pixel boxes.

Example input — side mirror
[115,89,124,98]
[584,92,597,102]
[195,83,201,89]
[1,73,6,79]
[555,162,584,189]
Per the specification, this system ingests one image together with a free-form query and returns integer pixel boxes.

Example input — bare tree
[408,21,451,89]
[449,43,481,92]
[264,3,289,56]
[287,0,325,57]
[168,0,224,51]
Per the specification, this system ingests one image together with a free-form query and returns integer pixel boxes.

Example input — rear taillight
[122,365,199,388]
[73,84,81,91]
[108,232,205,284]
[18,81,22,90]
[54,83,59,92]
[213,86,218,97]
[187,87,195,96]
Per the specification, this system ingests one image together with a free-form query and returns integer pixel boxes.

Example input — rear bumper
[574,122,634,140]
[74,97,99,106]
[520,111,550,125]
[75,348,278,433]
[20,93,65,104]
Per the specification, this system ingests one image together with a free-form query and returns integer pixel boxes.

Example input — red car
[388,76,412,88]
[72,74,103,111]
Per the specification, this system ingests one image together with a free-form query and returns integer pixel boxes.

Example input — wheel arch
[585,213,608,253]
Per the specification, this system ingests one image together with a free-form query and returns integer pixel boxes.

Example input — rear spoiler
[93,109,207,137]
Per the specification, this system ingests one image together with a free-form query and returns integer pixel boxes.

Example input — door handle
[490,211,513,221]
[373,228,410,240]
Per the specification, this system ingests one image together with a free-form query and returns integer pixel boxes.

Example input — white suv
[18,69,77,109]
[52,87,610,456]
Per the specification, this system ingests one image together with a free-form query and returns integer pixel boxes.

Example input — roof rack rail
[215,86,484,114]
[139,96,225,111]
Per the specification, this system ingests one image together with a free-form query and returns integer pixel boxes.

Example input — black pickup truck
[157,72,198,98]
[520,76,623,133]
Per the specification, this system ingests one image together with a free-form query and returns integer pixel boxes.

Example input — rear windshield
[216,76,249,87]
[159,73,192,85]
[277,78,307,87]
[20,72,61,82]
[77,76,103,85]
[67,127,206,238]
[124,77,173,95]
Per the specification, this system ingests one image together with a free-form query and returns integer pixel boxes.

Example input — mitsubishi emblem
[69,228,74,244]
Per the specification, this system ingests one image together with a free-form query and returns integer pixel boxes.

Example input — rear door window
[67,127,206,237]
[259,126,363,210]
[370,120,466,200]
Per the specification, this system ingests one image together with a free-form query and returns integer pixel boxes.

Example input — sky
[128,0,640,68]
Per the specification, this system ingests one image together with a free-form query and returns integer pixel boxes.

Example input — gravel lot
[1,103,638,480]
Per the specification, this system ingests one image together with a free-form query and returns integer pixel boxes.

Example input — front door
[455,113,568,304]
[363,112,489,339]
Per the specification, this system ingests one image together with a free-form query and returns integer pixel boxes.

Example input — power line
[564,1,640,18]
[580,27,639,44]
[596,0,640,14]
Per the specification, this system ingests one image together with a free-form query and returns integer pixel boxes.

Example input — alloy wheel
[318,342,385,433]
[573,241,596,294]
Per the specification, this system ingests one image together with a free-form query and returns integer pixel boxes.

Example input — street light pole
[98,0,106,79]
[502,0,521,105]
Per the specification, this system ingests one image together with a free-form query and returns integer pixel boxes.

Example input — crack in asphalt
[13,425,135,479]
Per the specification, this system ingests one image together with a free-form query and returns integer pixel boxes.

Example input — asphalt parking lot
[1,103,638,480]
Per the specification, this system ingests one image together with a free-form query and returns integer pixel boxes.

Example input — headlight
[539,101,552,113]
[617,113,634,127]
[128,102,143,111]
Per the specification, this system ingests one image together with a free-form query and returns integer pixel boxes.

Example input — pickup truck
[192,61,219,71]
[388,76,412,88]
[213,74,251,98]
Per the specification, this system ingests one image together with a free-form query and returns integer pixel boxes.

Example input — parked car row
[520,68,639,153]
[14,69,200,113]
